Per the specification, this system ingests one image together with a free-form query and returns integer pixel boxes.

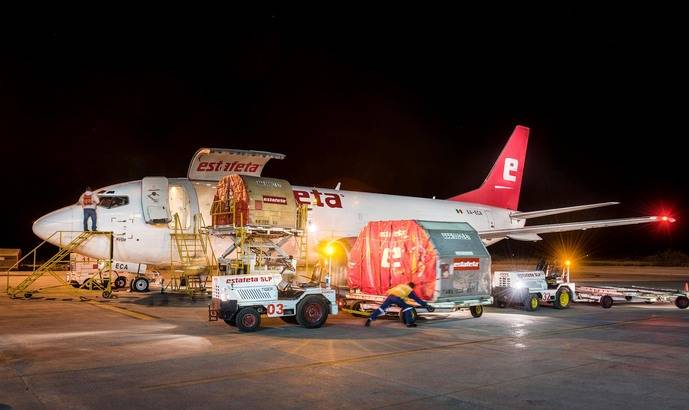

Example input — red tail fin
[449,125,529,210]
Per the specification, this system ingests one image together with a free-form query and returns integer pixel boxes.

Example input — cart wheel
[675,296,689,309]
[24,292,32,299]
[224,317,236,327]
[70,280,80,288]
[102,290,112,298]
[280,316,299,324]
[496,300,507,308]
[114,276,127,289]
[470,305,484,318]
[554,287,571,309]
[399,307,418,323]
[349,302,368,318]
[600,295,614,309]
[297,295,329,328]
[236,308,261,332]
[524,294,539,311]
[132,277,149,292]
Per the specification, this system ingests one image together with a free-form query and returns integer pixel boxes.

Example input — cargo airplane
[32,126,675,269]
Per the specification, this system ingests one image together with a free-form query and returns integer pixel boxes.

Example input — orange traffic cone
[684,281,689,293]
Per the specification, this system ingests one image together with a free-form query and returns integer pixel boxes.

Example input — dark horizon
[2,5,687,260]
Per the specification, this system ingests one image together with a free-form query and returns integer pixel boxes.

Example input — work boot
[406,323,417,328]
[364,319,371,327]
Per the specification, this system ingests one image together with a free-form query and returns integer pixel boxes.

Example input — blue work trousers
[369,296,415,324]
[83,208,97,231]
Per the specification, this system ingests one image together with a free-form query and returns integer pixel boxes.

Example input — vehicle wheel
[600,295,614,309]
[524,294,539,311]
[554,287,571,309]
[297,295,329,328]
[470,305,484,318]
[496,299,507,308]
[102,290,112,298]
[114,276,127,289]
[236,308,261,332]
[399,307,418,323]
[280,316,299,324]
[349,301,368,318]
[224,317,237,327]
[132,277,149,292]
[675,296,689,309]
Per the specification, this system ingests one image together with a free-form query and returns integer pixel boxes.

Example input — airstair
[5,231,114,299]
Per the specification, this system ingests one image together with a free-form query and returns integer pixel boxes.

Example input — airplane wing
[510,202,619,219]
[479,216,675,241]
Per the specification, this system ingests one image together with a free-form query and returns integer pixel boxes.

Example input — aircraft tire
[132,277,149,292]
[114,276,127,289]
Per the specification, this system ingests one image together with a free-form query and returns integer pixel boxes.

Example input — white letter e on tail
[503,158,518,182]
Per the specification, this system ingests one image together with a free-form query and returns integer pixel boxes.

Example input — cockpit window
[98,196,129,209]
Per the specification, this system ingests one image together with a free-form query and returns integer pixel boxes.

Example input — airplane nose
[32,206,81,241]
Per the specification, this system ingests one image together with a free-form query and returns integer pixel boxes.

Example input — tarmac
[1,268,689,409]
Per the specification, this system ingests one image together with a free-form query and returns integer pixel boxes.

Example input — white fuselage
[32,178,525,266]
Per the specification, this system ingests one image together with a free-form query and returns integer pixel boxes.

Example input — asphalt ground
[1,268,688,409]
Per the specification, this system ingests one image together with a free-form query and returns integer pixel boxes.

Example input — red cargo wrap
[211,174,248,226]
[347,220,436,301]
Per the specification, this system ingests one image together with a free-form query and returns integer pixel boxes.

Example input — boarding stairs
[6,231,113,299]
[168,213,218,297]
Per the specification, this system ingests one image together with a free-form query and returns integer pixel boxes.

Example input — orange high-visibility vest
[387,283,413,298]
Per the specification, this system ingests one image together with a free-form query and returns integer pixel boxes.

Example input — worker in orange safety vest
[365,282,434,327]
[79,186,100,231]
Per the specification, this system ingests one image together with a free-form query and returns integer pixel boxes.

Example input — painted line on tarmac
[139,316,654,391]
[87,301,158,321]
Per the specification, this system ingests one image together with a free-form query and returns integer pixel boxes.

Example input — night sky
[2,5,687,259]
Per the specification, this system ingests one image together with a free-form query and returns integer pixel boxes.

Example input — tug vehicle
[492,270,574,311]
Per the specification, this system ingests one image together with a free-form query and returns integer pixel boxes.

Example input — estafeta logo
[503,158,518,182]
[197,161,260,173]
[452,258,480,271]
[293,189,343,208]
[263,195,287,205]
[441,232,471,240]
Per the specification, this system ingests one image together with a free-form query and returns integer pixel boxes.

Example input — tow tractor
[210,272,338,332]
[492,269,574,311]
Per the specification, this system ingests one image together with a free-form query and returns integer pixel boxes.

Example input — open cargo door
[188,148,285,181]
[141,177,171,224]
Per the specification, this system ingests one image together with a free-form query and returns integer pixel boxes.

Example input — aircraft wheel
[102,290,112,298]
[524,294,539,311]
[280,316,299,324]
[470,305,484,318]
[600,295,614,309]
[132,277,149,292]
[114,276,127,289]
[675,296,689,309]
[236,308,261,332]
[554,287,571,309]
[297,295,329,328]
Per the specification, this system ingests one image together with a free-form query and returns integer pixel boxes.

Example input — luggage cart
[575,285,689,309]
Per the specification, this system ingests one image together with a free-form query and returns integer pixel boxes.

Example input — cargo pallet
[575,285,689,309]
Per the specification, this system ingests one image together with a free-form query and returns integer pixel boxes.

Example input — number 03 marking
[267,303,284,316]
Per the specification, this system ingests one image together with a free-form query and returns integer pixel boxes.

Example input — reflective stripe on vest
[387,283,412,298]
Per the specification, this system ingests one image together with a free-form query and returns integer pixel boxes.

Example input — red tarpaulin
[347,220,437,301]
